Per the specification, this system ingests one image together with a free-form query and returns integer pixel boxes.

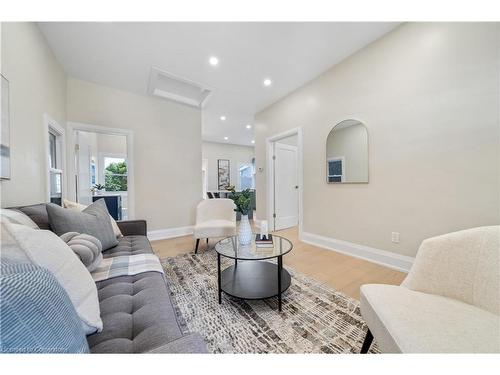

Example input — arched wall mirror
[326,119,368,183]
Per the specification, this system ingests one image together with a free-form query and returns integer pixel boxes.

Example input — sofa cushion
[46,200,119,250]
[103,235,154,258]
[360,284,500,353]
[0,263,89,353]
[86,272,184,353]
[147,333,208,353]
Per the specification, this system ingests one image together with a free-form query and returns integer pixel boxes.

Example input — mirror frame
[325,118,369,184]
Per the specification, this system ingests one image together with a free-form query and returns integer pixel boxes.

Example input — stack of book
[255,234,273,248]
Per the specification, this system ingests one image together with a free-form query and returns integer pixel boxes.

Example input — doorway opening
[201,142,256,220]
[266,128,303,233]
[67,123,134,220]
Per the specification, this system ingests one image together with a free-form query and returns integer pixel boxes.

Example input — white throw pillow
[2,220,103,335]
[0,208,39,229]
[63,198,123,239]
[0,219,31,263]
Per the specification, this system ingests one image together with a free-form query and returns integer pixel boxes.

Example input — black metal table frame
[216,249,290,312]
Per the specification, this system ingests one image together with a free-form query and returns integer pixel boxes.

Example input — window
[239,162,255,190]
[327,157,344,183]
[103,156,127,192]
[91,159,96,185]
[47,125,64,206]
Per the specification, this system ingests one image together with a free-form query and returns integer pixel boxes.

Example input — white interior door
[273,142,298,230]
[75,130,92,205]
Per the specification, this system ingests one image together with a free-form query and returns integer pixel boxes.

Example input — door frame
[266,127,303,235]
[66,122,135,219]
[202,158,208,199]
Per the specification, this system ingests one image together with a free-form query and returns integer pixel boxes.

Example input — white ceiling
[38,22,399,146]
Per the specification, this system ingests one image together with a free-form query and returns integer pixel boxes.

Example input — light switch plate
[391,232,400,243]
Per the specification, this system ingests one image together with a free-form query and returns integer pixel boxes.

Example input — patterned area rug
[161,251,377,354]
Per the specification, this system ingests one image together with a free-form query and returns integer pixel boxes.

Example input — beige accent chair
[360,226,500,353]
[193,199,236,254]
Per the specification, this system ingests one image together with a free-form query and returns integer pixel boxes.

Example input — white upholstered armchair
[360,226,500,353]
[193,199,236,254]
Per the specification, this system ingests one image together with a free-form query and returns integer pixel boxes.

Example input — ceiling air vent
[147,66,212,108]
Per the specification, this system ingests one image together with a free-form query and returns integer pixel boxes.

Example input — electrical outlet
[391,232,400,244]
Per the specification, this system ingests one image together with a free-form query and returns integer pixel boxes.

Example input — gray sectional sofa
[10,203,207,354]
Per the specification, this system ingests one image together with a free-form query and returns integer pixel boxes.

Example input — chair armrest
[116,220,147,236]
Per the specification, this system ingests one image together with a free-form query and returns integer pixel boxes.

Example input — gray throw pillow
[46,199,119,250]
[60,232,103,272]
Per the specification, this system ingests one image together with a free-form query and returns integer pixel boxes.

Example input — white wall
[97,133,126,156]
[277,134,298,146]
[1,23,67,207]
[67,78,202,231]
[255,23,500,257]
[202,141,255,191]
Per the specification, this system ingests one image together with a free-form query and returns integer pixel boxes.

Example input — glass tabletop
[215,234,293,260]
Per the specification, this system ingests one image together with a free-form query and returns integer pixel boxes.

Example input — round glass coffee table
[214,234,293,311]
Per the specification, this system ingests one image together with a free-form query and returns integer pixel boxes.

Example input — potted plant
[227,187,253,245]
[91,183,105,196]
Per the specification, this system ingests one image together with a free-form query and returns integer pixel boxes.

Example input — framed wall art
[217,159,230,190]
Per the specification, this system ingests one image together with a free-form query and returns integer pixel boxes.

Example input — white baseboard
[275,216,299,231]
[301,231,414,273]
[148,226,194,241]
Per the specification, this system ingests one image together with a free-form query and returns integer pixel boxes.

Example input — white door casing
[75,130,92,205]
[273,142,298,231]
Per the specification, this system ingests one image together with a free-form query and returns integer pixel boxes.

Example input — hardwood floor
[151,225,406,300]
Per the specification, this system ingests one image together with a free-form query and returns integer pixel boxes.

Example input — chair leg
[195,238,200,254]
[360,329,374,354]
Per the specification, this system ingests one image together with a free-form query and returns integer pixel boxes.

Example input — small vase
[238,214,252,245]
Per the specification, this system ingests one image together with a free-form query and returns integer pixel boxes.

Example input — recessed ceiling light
[209,56,219,66]
[224,136,229,141]
[263,78,272,87]
[220,115,226,121]
[246,124,252,129]
[251,140,255,144]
